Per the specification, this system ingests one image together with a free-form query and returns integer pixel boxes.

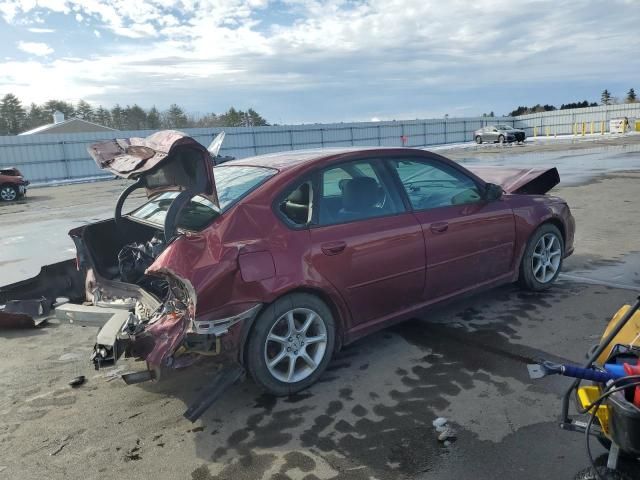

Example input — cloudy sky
[0,0,638,124]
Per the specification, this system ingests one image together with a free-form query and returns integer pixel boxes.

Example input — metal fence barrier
[1,103,639,184]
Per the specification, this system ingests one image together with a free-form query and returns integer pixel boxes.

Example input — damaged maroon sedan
[1,130,575,407]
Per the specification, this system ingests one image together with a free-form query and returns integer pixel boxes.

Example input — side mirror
[484,183,503,201]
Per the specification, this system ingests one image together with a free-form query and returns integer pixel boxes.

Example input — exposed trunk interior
[83,218,161,280]
[79,217,169,302]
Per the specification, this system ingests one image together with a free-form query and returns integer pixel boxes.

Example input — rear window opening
[127,165,277,231]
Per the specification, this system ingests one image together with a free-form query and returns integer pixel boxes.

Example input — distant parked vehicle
[474,125,526,144]
[0,167,29,202]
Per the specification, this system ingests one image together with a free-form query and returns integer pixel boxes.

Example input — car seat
[282,183,310,224]
[338,177,381,220]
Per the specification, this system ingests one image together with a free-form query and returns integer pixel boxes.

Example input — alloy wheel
[264,307,328,383]
[532,233,562,283]
[0,186,17,201]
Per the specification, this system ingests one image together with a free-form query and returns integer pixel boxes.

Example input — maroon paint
[89,145,575,367]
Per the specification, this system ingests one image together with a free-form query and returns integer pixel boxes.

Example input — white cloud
[0,0,639,121]
[16,41,54,56]
[27,27,55,33]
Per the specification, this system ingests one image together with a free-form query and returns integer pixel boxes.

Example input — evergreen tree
[626,88,637,103]
[247,108,269,126]
[94,106,112,127]
[23,103,50,131]
[601,89,612,105]
[0,93,26,134]
[0,93,271,134]
[123,104,147,130]
[75,100,94,121]
[147,106,161,129]
[110,104,125,129]
[43,99,75,119]
[163,104,188,128]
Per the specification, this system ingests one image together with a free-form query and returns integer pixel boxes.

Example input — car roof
[221,147,423,171]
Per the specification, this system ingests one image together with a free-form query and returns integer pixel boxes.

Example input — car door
[387,156,515,301]
[485,127,498,142]
[308,158,426,331]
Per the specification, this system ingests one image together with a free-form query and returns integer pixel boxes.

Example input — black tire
[246,293,336,396]
[0,184,18,202]
[518,223,564,291]
[498,134,505,144]
[574,466,633,480]
[575,454,637,480]
[475,135,483,144]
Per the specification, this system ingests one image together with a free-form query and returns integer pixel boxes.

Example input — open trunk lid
[466,166,560,194]
[88,130,218,204]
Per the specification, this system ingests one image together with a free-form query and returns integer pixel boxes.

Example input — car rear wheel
[246,293,335,396]
[518,223,564,291]
[0,185,18,201]
[475,135,483,144]
[498,134,505,144]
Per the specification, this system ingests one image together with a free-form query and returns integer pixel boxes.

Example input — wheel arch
[540,216,566,244]
[238,286,347,366]
[513,214,567,280]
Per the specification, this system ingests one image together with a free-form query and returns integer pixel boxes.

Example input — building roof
[19,117,117,135]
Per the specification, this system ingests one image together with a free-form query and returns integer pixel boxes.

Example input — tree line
[508,88,637,117]
[0,93,269,135]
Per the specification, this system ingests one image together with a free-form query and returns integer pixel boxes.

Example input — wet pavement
[1,138,640,479]
[1,281,633,479]
[453,141,640,186]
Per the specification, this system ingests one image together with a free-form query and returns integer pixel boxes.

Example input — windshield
[128,165,277,230]
[495,125,513,130]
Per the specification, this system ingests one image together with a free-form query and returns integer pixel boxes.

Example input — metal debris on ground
[68,375,86,388]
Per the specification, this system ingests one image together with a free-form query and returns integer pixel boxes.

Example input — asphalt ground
[1,135,639,479]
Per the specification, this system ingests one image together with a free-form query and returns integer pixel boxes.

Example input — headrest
[342,177,379,212]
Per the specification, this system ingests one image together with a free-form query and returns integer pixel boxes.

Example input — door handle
[430,222,449,233]
[321,241,346,256]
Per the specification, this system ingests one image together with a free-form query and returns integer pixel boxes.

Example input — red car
[0,167,29,202]
[65,131,574,396]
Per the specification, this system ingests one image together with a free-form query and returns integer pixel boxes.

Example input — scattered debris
[0,297,50,328]
[433,417,457,443]
[50,441,68,456]
[50,444,66,456]
[124,446,141,462]
[438,427,457,442]
[183,364,245,422]
[0,259,84,328]
[68,376,86,388]
[432,417,448,430]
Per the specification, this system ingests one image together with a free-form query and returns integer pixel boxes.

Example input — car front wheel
[0,185,18,201]
[498,134,505,144]
[518,223,564,291]
[475,135,483,144]
[246,293,336,396]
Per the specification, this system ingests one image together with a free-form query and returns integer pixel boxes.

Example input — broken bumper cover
[191,304,261,335]
[90,302,262,371]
